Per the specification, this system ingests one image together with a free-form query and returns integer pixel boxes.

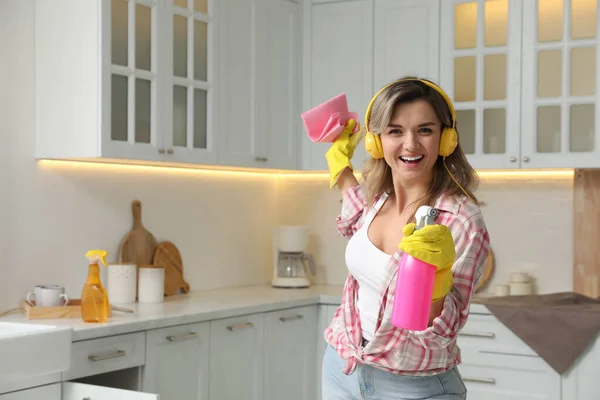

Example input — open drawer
[0,382,159,399]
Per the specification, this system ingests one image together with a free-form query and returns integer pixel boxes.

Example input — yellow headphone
[363,78,474,203]
[364,78,458,160]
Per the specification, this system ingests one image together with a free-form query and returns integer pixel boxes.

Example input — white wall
[0,0,278,311]
[278,173,574,295]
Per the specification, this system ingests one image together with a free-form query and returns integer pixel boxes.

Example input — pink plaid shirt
[324,184,491,376]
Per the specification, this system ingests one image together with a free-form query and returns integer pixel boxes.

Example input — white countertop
[0,284,345,341]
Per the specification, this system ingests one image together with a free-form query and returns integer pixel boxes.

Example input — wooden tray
[24,299,112,320]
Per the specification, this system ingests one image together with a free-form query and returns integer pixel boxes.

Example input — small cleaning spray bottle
[81,249,110,323]
[391,206,440,331]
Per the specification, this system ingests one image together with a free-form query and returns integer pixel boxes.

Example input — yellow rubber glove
[325,119,361,189]
[399,223,456,302]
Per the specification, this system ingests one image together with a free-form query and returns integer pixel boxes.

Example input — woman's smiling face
[380,99,442,186]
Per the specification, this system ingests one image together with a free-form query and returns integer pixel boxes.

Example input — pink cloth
[301,93,360,143]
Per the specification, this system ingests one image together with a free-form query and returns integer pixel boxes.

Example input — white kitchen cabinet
[0,384,61,400]
[301,0,440,171]
[208,313,264,400]
[521,0,600,168]
[458,305,561,400]
[143,322,210,400]
[301,0,373,171]
[440,0,600,170]
[315,304,339,399]
[263,306,317,400]
[34,0,218,166]
[0,382,158,400]
[561,333,600,400]
[218,0,301,170]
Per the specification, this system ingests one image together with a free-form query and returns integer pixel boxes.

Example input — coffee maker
[272,226,316,288]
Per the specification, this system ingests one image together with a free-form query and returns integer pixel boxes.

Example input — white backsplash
[278,174,574,295]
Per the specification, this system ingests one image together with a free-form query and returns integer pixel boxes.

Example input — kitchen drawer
[458,362,560,400]
[458,313,537,357]
[64,332,146,380]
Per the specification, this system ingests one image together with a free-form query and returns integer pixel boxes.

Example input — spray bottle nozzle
[85,250,108,266]
[415,206,439,230]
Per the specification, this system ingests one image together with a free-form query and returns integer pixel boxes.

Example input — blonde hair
[360,77,480,216]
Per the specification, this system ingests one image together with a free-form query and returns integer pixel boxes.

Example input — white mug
[27,284,69,307]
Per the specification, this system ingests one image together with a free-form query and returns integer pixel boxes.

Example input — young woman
[321,77,491,399]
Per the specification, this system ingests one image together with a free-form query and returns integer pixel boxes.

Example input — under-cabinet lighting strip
[37,159,575,180]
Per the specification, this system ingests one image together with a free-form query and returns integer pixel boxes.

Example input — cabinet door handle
[509,156,517,162]
[254,157,268,162]
[279,314,303,322]
[479,350,538,357]
[227,322,254,331]
[458,331,495,338]
[167,149,174,154]
[522,156,530,162]
[463,376,496,384]
[166,332,198,342]
[88,350,126,362]
[158,148,165,154]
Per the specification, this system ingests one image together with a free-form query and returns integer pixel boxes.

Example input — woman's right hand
[325,119,362,189]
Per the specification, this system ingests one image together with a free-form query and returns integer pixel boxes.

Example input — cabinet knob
[158,148,165,154]
[522,156,530,162]
[167,149,174,155]
[509,156,517,162]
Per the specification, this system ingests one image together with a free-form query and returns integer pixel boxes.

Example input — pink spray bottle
[391,206,440,331]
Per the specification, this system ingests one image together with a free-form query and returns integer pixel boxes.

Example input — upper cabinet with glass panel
[440,0,522,169]
[166,0,217,164]
[441,0,600,169]
[109,0,164,161]
[34,0,218,165]
[34,0,300,171]
[521,0,600,168]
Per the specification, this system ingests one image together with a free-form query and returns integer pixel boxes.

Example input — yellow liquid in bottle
[81,262,109,323]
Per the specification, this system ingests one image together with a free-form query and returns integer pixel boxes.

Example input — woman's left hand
[399,224,456,302]
[399,224,456,270]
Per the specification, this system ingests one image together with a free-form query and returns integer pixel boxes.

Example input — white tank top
[345,193,392,341]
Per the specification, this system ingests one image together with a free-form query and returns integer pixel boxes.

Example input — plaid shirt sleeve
[410,208,491,350]
[335,184,368,237]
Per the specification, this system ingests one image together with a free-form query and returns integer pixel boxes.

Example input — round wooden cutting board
[476,250,494,292]
[153,241,190,296]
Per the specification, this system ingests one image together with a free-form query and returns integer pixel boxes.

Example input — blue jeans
[322,346,467,399]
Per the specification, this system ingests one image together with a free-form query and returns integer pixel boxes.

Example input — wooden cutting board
[118,200,158,267]
[153,241,190,296]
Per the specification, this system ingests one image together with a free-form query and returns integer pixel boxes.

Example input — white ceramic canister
[107,263,137,304]
[138,266,165,303]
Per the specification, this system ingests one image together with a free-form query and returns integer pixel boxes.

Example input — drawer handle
[167,332,198,342]
[88,350,126,362]
[480,350,538,358]
[227,322,254,331]
[279,314,303,322]
[458,331,495,338]
[463,376,496,384]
